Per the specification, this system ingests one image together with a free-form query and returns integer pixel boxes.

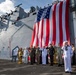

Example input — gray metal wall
[69,0,75,45]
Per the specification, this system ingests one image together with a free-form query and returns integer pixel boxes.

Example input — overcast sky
[0,0,63,15]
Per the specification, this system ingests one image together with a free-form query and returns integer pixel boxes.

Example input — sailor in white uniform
[23,47,29,64]
[41,46,47,65]
[62,41,73,73]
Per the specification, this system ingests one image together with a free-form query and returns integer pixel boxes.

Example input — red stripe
[65,0,70,44]
[36,22,39,47]
[41,20,44,47]
[30,25,36,47]
[59,2,63,46]
[52,4,57,45]
[45,19,50,46]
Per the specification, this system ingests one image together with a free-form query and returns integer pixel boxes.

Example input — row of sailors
[12,44,76,65]
[12,44,61,65]
[12,42,76,73]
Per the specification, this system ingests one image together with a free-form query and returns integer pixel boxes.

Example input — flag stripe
[38,20,42,47]
[56,3,60,46]
[45,19,50,46]
[62,1,67,42]
[41,20,44,47]
[30,25,36,47]
[38,20,44,47]
[52,4,57,45]
[65,0,70,44]
[36,22,39,46]
[42,19,46,47]
[33,23,38,47]
[59,2,63,46]
[49,5,53,44]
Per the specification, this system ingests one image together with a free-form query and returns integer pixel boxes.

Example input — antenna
[15,3,22,7]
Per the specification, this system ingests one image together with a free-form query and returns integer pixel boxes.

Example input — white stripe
[56,3,60,46]
[42,19,46,47]
[33,23,38,47]
[49,5,54,45]
[38,20,42,47]
[62,1,67,42]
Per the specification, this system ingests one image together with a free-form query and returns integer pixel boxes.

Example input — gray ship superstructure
[0,6,37,59]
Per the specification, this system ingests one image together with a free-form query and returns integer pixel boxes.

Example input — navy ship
[0,0,76,59]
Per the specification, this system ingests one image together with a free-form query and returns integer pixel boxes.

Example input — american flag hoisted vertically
[30,0,70,48]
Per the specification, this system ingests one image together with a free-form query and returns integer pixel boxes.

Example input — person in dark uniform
[71,44,76,65]
[56,44,63,67]
[33,46,36,63]
[47,44,55,66]
[40,49,42,64]
[30,46,36,65]
[35,46,40,65]
[46,49,49,64]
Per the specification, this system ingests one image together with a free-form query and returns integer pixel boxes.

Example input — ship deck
[0,59,76,75]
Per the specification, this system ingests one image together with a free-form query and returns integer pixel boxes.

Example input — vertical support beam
[70,0,76,46]
[72,11,76,46]
[69,0,75,45]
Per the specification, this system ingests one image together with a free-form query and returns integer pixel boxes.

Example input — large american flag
[30,0,70,47]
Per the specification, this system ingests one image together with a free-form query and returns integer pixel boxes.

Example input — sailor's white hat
[63,41,68,45]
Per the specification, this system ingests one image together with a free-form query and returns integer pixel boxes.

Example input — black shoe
[58,64,60,67]
[50,64,53,66]
[58,64,62,67]
[69,72,72,73]
[31,63,33,65]
[65,71,69,73]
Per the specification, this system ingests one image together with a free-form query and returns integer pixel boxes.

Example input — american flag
[30,0,70,47]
